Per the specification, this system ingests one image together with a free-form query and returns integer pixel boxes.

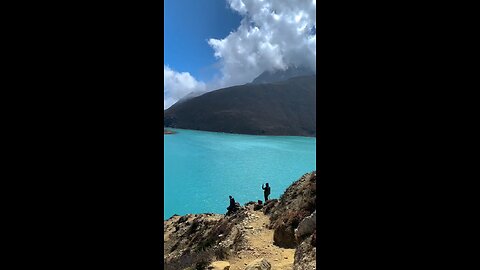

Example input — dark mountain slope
[164,75,316,136]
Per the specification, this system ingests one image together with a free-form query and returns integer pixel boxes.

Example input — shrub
[195,260,209,270]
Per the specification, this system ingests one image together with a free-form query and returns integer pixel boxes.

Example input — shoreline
[164,129,176,134]
[163,127,316,138]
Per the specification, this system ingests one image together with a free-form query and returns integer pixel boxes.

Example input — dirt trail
[228,208,295,270]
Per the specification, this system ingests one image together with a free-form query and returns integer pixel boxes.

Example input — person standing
[262,183,271,202]
[226,195,237,215]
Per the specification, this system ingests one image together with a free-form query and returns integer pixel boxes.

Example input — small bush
[187,219,201,235]
[196,237,215,252]
[214,246,230,260]
[195,260,209,270]
[178,215,188,223]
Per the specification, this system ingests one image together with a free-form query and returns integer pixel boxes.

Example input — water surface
[164,129,316,219]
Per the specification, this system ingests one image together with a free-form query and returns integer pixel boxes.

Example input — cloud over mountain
[164,0,316,109]
[209,0,316,87]
[164,65,206,109]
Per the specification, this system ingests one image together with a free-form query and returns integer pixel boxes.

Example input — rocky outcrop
[244,258,271,270]
[269,172,317,268]
[267,172,316,248]
[262,199,278,215]
[293,234,316,270]
[164,172,317,270]
[164,210,249,270]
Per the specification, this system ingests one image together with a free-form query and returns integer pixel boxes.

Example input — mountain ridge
[164,74,316,136]
[251,66,315,85]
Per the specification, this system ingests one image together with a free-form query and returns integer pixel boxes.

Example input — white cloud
[208,0,316,87]
[164,65,206,109]
[164,0,316,108]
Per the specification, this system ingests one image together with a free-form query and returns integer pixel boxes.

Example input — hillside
[164,75,316,137]
[164,171,317,270]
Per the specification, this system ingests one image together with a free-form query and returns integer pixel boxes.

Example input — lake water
[164,129,316,220]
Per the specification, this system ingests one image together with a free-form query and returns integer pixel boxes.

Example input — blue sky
[164,0,316,109]
[164,0,242,82]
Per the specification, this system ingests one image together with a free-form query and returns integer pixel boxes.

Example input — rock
[245,226,253,229]
[244,258,271,270]
[177,215,188,223]
[245,201,256,206]
[273,222,296,248]
[253,201,264,211]
[295,211,316,241]
[293,234,316,270]
[262,199,279,215]
[208,261,230,270]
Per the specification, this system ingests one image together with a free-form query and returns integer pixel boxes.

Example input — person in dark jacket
[262,183,271,202]
[226,195,238,215]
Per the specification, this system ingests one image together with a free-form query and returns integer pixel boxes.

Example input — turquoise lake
[164,129,316,220]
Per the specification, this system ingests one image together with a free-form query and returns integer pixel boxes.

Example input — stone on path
[208,261,230,270]
[244,258,271,270]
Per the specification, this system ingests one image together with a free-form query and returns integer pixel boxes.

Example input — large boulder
[253,202,263,211]
[208,261,230,270]
[273,222,297,248]
[244,258,271,270]
[295,211,316,241]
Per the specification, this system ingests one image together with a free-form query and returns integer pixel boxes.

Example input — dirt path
[228,208,295,270]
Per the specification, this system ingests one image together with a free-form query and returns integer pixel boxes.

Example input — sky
[164,0,242,82]
[164,0,317,109]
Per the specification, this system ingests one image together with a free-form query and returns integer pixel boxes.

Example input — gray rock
[295,211,316,240]
[273,222,296,248]
[293,235,316,270]
[244,258,271,270]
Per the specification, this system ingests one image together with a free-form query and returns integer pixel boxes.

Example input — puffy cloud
[208,0,316,87]
[164,65,206,109]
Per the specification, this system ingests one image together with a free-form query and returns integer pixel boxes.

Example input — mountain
[164,74,316,136]
[175,90,208,105]
[251,66,315,84]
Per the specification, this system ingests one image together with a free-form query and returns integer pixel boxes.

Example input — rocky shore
[164,171,317,270]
